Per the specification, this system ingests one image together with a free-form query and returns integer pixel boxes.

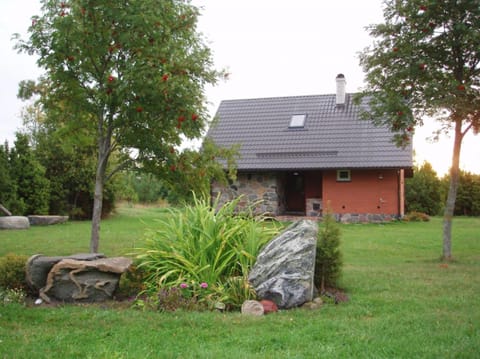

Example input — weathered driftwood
[0,204,12,216]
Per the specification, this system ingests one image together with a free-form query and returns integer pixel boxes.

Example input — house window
[336,169,351,182]
[289,114,306,128]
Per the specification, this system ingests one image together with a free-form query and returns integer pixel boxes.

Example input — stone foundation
[336,213,398,223]
[211,172,280,215]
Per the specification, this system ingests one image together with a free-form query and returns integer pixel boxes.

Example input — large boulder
[28,215,68,226]
[248,220,317,309]
[0,216,30,230]
[39,257,132,303]
[26,253,106,292]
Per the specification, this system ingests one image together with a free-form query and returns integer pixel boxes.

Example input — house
[207,74,413,222]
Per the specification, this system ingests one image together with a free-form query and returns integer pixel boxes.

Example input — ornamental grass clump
[135,195,280,310]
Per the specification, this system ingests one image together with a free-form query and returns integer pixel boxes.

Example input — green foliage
[403,211,430,222]
[135,195,280,309]
[405,162,442,215]
[15,0,226,250]
[160,140,239,205]
[118,172,166,204]
[358,1,480,146]
[0,253,29,291]
[314,208,343,291]
[0,142,24,215]
[116,263,148,299]
[442,170,480,216]
[358,0,480,260]
[7,134,50,215]
[0,287,27,306]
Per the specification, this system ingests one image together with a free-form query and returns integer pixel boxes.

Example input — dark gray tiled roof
[207,93,413,170]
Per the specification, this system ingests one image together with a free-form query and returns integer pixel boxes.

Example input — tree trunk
[90,130,111,253]
[90,168,104,253]
[442,117,463,261]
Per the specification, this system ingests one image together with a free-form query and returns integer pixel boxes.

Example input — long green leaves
[134,195,280,306]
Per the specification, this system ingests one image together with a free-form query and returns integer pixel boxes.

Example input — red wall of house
[322,169,400,215]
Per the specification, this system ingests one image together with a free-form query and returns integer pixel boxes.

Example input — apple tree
[358,0,479,260]
[15,0,225,252]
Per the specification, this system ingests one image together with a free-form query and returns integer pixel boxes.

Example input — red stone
[260,300,278,314]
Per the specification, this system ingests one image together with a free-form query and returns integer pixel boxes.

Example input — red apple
[457,84,465,91]
[418,63,426,70]
[393,47,399,52]
[136,106,143,113]
[170,165,176,172]
[162,74,169,82]
[191,114,198,121]
[178,115,185,122]
[106,88,112,95]
[397,111,404,116]
[419,5,427,11]
[108,75,115,82]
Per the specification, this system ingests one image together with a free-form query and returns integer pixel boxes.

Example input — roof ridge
[219,93,360,103]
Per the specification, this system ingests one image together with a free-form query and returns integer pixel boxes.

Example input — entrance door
[285,172,305,214]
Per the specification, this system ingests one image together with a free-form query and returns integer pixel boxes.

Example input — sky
[1,0,478,176]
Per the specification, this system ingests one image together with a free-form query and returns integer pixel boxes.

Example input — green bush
[0,253,29,291]
[0,287,27,306]
[134,194,280,310]
[314,208,343,292]
[403,211,430,222]
[116,263,148,299]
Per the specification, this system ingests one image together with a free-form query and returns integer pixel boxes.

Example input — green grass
[0,205,168,257]
[0,210,479,358]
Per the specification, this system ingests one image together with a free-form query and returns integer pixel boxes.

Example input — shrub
[0,287,27,306]
[403,211,430,222]
[116,263,148,299]
[314,208,343,292]
[134,194,280,310]
[0,253,29,291]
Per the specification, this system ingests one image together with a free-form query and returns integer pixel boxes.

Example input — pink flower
[200,282,208,289]
[180,283,188,289]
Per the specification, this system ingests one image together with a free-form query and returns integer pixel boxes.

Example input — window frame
[336,169,351,182]
[288,114,307,128]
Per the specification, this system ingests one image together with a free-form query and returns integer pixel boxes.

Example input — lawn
[0,208,479,358]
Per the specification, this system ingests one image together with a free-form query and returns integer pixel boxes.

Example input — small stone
[260,299,278,314]
[241,300,264,316]
[34,298,43,305]
[302,297,323,310]
[214,302,226,311]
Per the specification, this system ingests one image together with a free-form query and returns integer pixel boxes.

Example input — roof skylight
[289,114,306,128]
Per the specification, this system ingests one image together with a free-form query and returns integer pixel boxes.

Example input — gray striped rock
[248,220,317,309]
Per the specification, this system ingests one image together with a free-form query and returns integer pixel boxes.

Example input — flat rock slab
[26,253,106,292]
[0,216,30,230]
[40,257,132,303]
[28,215,68,226]
[249,220,318,309]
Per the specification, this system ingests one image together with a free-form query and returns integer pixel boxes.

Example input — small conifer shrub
[314,208,343,292]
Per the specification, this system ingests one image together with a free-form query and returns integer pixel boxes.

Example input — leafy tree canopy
[358,0,480,260]
[358,0,480,146]
[14,0,228,252]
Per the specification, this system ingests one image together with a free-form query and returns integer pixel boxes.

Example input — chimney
[336,73,346,107]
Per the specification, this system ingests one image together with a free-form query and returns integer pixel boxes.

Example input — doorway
[285,172,305,214]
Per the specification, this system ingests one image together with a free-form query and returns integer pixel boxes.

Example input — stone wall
[211,172,280,215]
